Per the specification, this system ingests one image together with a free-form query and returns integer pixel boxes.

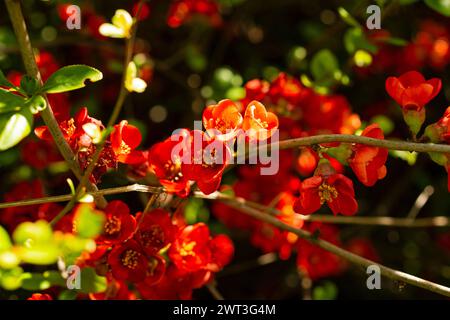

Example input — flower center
[318,183,338,204]
[104,216,121,236]
[164,159,183,182]
[139,226,165,249]
[121,249,140,269]
[179,241,196,256]
[119,140,131,155]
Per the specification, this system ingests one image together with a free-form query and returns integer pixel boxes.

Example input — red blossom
[97,201,136,245]
[134,209,178,255]
[148,130,191,196]
[167,0,222,28]
[111,120,146,164]
[181,130,231,195]
[294,172,358,216]
[242,101,279,141]
[348,124,388,186]
[27,293,53,300]
[385,71,441,111]
[108,240,149,282]
[202,99,243,141]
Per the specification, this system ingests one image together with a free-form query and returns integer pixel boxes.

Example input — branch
[276,134,450,153]
[5,0,106,207]
[214,198,450,297]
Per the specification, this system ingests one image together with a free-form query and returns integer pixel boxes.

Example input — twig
[4,0,107,207]
[217,199,450,297]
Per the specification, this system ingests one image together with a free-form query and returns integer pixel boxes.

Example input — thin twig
[217,199,450,297]
[4,0,107,207]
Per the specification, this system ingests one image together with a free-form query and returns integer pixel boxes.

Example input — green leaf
[20,75,39,96]
[0,109,33,151]
[41,65,103,94]
[313,281,338,300]
[0,267,23,291]
[79,267,107,294]
[74,204,105,238]
[310,49,340,85]
[0,69,15,88]
[21,271,65,291]
[337,7,361,28]
[0,225,11,252]
[344,28,378,54]
[425,0,450,16]
[58,290,78,300]
[13,220,53,245]
[0,89,26,114]
[18,245,60,265]
[25,95,47,114]
[390,150,418,165]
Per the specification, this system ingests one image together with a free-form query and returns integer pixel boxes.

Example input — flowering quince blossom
[111,120,146,164]
[134,209,177,255]
[202,99,243,141]
[27,293,53,300]
[97,201,136,245]
[294,161,358,216]
[148,129,191,196]
[108,239,149,282]
[242,100,279,140]
[168,222,234,273]
[386,71,441,135]
[99,9,134,39]
[385,71,441,111]
[167,0,222,28]
[181,130,232,195]
[348,124,388,187]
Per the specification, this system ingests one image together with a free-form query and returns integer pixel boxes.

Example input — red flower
[27,293,53,300]
[21,139,62,169]
[167,0,222,28]
[385,71,441,111]
[97,201,136,245]
[111,120,146,164]
[268,72,309,105]
[242,101,279,140]
[294,173,358,216]
[348,124,388,186]
[148,130,191,196]
[208,234,234,271]
[108,240,149,282]
[181,130,231,195]
[168,223,212,272]
[242,79,269,106]
[202,99,243,141]
[134,209,178,255]
[141,254,167,286]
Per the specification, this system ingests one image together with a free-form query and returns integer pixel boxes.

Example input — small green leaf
[41,65,103,94]
[310,49,340,84]
[390,150,418,165]
[0,109,33,151]
[344,28,378,54]
[13,220,53,245]
[74,204,105,238]
[25,95,47,114]
[0,88,26,114]
[425,0,450,16]
[313,281,338,300]
[21,271,64,291]
[338,7,361,28]
[0,225,12,252]
[79,267,107,294]
[18,245,60,265]
[0,69,15,88]
[20,75,39,96]
[58,290,78,300]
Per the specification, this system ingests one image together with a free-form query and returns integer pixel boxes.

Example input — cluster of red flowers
[35,108,145,183]
[72,201,234,300]
[358,20,450,76]
[167,0,222,28]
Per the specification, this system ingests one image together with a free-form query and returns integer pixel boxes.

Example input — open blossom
[134,209,178,255]
[148,129,191,196]
[385,71,441,111]
[294,169,358,216]
[168,223,234,273]
[111,120,145,164]
[108,240,149,282]
[97,201,136,245]
[181,130,231,195]
[202,99,243,141]
[242,100,279,140]
[348,124,388,186]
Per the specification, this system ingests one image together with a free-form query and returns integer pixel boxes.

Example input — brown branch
[215,198,450,297]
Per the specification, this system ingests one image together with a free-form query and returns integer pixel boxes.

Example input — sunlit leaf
[425,0,450,16]
[13,220,53,245]
[74,204,105,239]
[79,267,107,294]
[41,65,103,94]
[0,109,33,151]
[0,225,11,252]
